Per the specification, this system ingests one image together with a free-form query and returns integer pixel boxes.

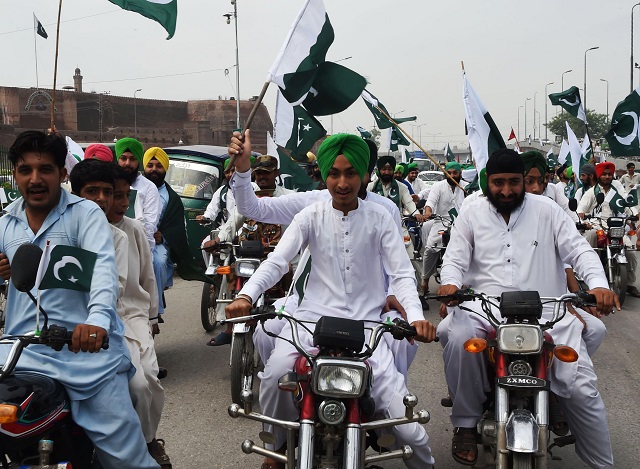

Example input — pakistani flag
[604,87,640,157]
[389,126,410,152]
[301,62,367,116]
[566,122,586,186]
[0,188,20,206]
[267,0,334,105]
[549,86,587,123]
[546,148,558,169]
[37,245,97,292]
[361,89,417,129]
[444,143,455,162]
[356,126,372,139]
[33,14,47,39]
[581,132,593,163]
[267,132,317,192]
[462,72,506,171]
[558,139,569,164]
[274,91,326,160]
[108,0,177,39]
[604,188,637,214]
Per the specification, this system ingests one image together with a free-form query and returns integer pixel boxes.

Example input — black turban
[486,149,524,176]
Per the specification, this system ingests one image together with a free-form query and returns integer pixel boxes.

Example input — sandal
[206,331,232,346]
[451,427,478,466]
[260,457,284,469]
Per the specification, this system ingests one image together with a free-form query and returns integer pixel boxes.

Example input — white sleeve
[552,185,579,223]
[203,186,223,220]
[140,182,160,247]
[230,169,323,224]
[426,183,441,212]
[576,189,595,215]
[399,184,417,214]
[440,207,474,288]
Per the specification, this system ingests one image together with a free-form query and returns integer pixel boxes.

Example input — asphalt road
[155,275,640,469]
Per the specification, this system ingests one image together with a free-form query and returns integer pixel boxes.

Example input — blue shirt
[0,190,130,400]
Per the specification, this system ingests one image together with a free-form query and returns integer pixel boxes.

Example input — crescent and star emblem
[559,96,579,107]
[53,256,83,283]
[613,111,639,146]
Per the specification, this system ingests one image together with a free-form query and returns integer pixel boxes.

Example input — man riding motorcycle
[437,149,618,468]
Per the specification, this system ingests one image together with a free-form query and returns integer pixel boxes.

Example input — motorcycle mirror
[11,243,43,292]
[568,198,578,212]
[596,192,605,205]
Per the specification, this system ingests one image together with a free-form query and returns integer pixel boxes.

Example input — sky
[0,1,635,152]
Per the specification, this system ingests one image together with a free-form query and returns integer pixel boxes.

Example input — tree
[546,109,609,141]
[368,127,381,148]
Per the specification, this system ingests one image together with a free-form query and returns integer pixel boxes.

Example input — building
[0,68,272,153]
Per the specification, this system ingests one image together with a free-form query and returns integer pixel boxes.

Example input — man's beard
[146,171,166,187]
[380,173,393,183]
[486,188,526,215]
[447,176,461,187]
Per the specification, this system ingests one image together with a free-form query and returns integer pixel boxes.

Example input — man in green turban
[368,154,422,221]
[406,162,427,200]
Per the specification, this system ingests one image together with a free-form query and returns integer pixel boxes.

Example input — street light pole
[545,81,553,141]
[524,97,531,140]
[584,46,599,112]
[632,3,640,92]
[533,92,538,139]
[134,88,142,136]
[224,1,241,129]
[518,106,523,141]
[600,78,609,119]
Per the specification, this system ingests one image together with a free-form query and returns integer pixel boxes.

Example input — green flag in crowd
[356,126,372,139]
[605,87,640,157]
[108,0,177,39]
[389,126,410,152]
[549,86,587,123]
[34,14,48,39]
[267,132,317,192]
[605,188,638,214]
[38,245,97,292]
[274,90,326,160]
[361,89,416,129]
[444,143,456,162]
[301,62,367,116]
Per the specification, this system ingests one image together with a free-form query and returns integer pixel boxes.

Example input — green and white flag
[37,244,97,292]
[33,14,48,39]
[388,126,410,152]
[0,188,20,206]
[604,188,637,214]
[361,89,416,129]
[267,132,317,192]
[301,62,366,116]
[274,90,326,160]
[444,143,456,162]
[356,126,372,139]
[604,87,640,157]
[108,0,177,39]
[581,132,593,163]
[558,139,569,165]
[267,0,334,105]
[566,122,585,186]
[549,86,587,123]
[462,72,506,172]
[546,148,558,168]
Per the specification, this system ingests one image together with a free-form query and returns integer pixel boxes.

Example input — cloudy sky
[0,1,633,151]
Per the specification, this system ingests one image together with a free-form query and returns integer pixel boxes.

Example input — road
[155,276,640,468]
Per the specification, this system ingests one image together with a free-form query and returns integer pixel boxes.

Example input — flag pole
[33,14,40,89]
[225,80,271,168]
[50,0,63,130]
[374,104,467,193]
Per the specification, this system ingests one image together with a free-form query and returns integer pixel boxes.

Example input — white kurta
[424,179,465,250]
[130,174,161,248]
[543,183,579,222]
[619,172,640,191]
[367,180,418,215]
[407,176,427,197]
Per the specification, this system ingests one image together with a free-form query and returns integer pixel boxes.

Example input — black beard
[447,176,461,187]
[146,172,165,188]
[486,188,526,215]
[380,173,393,183]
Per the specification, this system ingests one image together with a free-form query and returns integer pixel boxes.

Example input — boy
[70,159,170,468]
[226,133,437,469]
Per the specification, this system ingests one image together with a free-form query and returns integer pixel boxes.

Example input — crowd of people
[0,127,632,469]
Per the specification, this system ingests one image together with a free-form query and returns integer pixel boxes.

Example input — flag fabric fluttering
[548,86,587,123]
[604,187,637,214]
[267,0,334,105]
[361,89,416,129]
[462,72,506,172]
[33,14,48,39]
[108,0,177,39]
[558,139,570,165]
[604,87,640,157]
[267,132,317,192]
[389,126,410,152]
[356,126,372,139]
[546,148,558,169]
[581,132,593,163]
[274,90,326,160]
[566,122,585,185]
[444,143,456,162]
[508,128,516,141]
[38,244,97,292]
[301,62,366,116]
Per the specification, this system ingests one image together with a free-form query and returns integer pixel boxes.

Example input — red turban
[595,162,615,180]
[84,144,114,163]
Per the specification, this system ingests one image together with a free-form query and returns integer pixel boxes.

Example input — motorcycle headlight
[235,259,261,277]
[609,227,625,239]
[313,358,369,398]
[497,324,543,354]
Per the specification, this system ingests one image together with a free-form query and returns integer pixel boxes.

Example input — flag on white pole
[566,122,583,177]
[558,139,569,165]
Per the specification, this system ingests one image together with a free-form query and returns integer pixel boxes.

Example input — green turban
[407,162,418,171]
[520,150,546,178]
[115,138,144,166]
[395,164,404,173]
[317,134,370,181]
[445,161,461,172]
[566,166,573,178]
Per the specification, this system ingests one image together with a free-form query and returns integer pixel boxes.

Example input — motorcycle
[428,288,596,469]
[402,216,423,261]
[428,214,453,284]
[200,227,228,332]
[0,243,109,468]
[224,309,431,469]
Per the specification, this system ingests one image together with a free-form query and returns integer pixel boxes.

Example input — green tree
[546,109,609,140]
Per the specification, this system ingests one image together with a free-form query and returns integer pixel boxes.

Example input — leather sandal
[451,427,478,466]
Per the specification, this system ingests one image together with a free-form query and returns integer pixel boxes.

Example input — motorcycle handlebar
[44,325,110,351]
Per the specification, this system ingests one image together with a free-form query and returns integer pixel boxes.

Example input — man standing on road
[0,131,158,468]
[438,149,617,468]
[620,162,640,192]
[116,138,160,249]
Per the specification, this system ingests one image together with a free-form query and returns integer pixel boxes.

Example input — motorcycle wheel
[610,261,628,307]
[230,332,255,407]
[512,452,533,469]
[200,276,222,332]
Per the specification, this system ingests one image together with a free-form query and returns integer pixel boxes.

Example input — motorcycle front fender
[505,409,539,453]
[614,252,628,264]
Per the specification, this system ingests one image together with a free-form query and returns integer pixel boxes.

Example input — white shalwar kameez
[229,169,417,378]
[238,199,435,468]
[440,193,614,468]
[130,174,161,249]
